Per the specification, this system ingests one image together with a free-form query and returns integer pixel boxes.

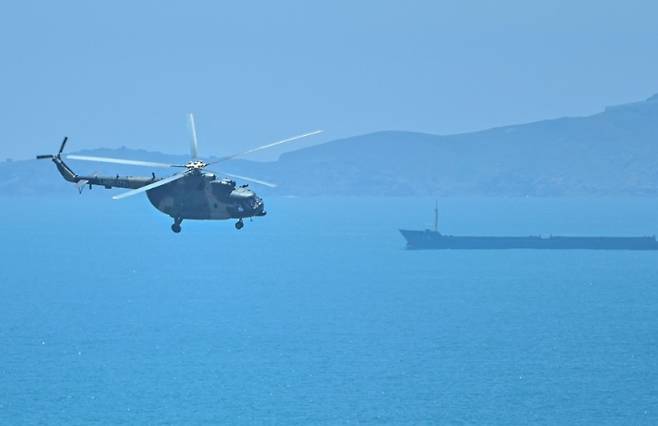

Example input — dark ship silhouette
[400,203,658,250]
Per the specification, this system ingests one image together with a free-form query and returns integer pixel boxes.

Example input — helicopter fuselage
[145,171,266,221]
[45,155,266,224]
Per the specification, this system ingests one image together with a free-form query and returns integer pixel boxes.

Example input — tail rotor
[36,137,68,160]
[58,137,68,156]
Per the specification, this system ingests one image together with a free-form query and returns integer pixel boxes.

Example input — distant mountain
[3,94,658,197]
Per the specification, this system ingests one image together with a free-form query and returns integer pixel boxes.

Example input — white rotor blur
[188,113,199,159]
[64,115,324,197]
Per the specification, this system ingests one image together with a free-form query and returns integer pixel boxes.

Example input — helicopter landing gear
[171,217,183,233]
[235,219,244,230]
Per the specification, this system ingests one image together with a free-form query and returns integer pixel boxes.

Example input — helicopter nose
[230,189,266,217]
[251,196,266,216]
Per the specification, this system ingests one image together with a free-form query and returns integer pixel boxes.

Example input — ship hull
[400,230,658,250]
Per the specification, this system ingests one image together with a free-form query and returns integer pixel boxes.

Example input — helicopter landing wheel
[171,217,183,233]
[235,219,244,230]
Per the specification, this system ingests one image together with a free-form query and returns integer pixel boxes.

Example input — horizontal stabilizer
[76,179,89,194]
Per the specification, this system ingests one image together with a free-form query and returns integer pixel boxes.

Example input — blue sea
[1,196,657,425]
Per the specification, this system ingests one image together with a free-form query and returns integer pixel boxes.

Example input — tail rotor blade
[58,137,68,155]
[36,136,69,160]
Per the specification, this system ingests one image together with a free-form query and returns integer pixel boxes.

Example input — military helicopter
[37,115,322,233]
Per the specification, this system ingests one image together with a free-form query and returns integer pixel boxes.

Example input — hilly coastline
[3,94,658,197]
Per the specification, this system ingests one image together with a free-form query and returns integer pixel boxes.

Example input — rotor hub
[185,160,207,170]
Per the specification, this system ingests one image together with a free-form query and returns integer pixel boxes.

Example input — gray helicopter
[37,114,322,233]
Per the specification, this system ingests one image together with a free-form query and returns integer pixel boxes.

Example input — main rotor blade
[67,155,182,169]
[211,170,277,188]
[112,172,189,200]
[210,130,323,164]
[188,113,199,159]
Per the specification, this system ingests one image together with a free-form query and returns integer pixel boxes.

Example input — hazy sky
[2,0,658,160]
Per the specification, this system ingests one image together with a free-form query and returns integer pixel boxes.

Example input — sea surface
[1,196,657,425]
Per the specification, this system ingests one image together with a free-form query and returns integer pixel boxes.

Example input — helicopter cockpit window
[211,181,233,199]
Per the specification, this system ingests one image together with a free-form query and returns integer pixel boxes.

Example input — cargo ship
[400,203,658,250]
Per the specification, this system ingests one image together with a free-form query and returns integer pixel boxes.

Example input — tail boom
[37,138,160,191]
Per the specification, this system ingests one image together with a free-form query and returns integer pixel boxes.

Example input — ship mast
[434,200,438,232]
